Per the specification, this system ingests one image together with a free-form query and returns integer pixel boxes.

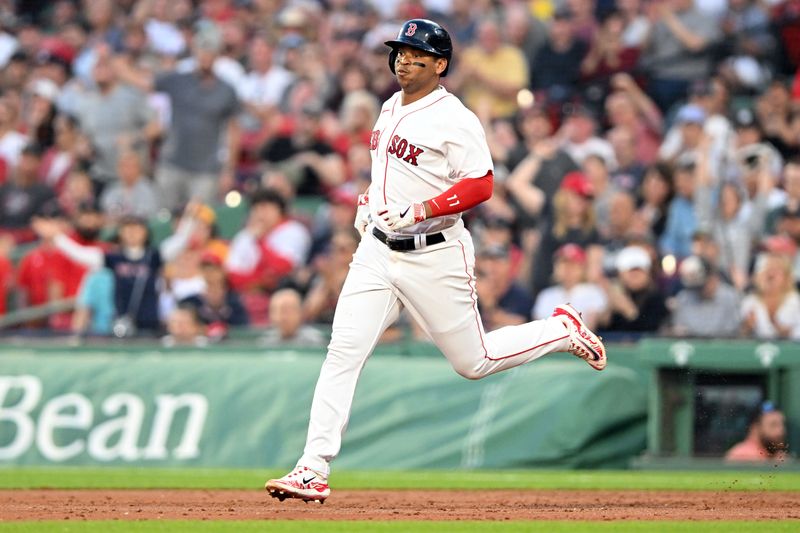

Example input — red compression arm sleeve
[426,171,493,218]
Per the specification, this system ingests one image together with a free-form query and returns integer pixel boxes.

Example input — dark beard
[760,435,787,456]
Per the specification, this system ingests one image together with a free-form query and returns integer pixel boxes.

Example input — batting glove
[354,192,370,237]
[378,202,427,230]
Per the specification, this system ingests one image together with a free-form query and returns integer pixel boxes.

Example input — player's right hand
[354,192,370,237]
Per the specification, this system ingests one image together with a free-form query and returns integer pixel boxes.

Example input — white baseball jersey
[367,86,494,235]
[294,85,576,479]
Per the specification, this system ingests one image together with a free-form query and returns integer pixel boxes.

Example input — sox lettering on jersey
[387,135,424,166]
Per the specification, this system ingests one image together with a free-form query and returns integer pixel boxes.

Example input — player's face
[393,45,446,91]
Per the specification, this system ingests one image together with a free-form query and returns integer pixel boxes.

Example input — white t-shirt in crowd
[740,291,800,341]
[533,283,609,321]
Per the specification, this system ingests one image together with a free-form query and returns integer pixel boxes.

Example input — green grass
[1,467,799,492]
[0,521,798,532]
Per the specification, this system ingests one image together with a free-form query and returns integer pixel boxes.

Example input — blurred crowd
[2,0,800,346]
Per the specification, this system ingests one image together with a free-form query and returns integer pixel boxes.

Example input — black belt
[372,227,445,252]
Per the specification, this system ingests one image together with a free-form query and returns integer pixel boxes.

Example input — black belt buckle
[372,227,445,252]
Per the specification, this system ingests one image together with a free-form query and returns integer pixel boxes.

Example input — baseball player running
[266,19,606,503]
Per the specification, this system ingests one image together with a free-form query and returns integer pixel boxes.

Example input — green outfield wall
[0,339,796,469]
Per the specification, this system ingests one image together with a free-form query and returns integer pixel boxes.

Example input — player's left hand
[378,203,427,230]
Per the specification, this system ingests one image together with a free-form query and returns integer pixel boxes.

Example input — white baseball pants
[297,226,570,476]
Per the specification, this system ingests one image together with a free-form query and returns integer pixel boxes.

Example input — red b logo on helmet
[405,23,417,37]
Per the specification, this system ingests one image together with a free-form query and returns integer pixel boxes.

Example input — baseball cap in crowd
[38,36,76,65]
[678,255,712,289]
[675,104,706,125]
[761,234,798,257]
[733,107,758,129]
[560,171,594,198]
[555,243,587,263]
[477,243,510,259]
[29,78,60,102]
[194,23,223,53]
[615,245,651,272]
[328,187,357,207]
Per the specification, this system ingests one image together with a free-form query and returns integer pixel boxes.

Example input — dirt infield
[2,489,800,521]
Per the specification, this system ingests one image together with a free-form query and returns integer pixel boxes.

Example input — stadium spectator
[716,0,775,93]
[558,103,616,169]
[671,255,741,337]
[40,113,90,194]
[226,188,311,294]
[506,108,578,225]
[0,96,28,174]
[451,19,528,120]
[260,287,326,348]
[767,160,800,257]
[604,73,663,167]
[639,0,720,112]
[659,155,698,261]
[607,126,646,192]
[658,104,706,166]
[531,171,604,296]
[530,8,587,103]
[583,154,619,239]
[180,259,248,341]
[694,140,772,290]
[15,209,81,329]
[303,228,359,325]
[113,23,241,209]
[0,144,56,243]
[74,45,155,187]
[504,2,547,68]
[71,267,115,337]
[567,0,599,43]
[162,303,209,348]
[602,244,669,333]
[69,203,116,338]
[726,402,788,463]
[533,243,607,331]
[238,33,295,132]
[99,150,160,223]
[259,101,345,196]
[308,187,358,264]
[740,252,800,340]
[22,77,58,149]
[580,10,639,95]
[57,166,97,218]
[475,243,534,330]
[636,163,674,240]
[33,204,201,334]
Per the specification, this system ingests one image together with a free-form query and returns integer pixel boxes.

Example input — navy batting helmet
[385,19,452,76]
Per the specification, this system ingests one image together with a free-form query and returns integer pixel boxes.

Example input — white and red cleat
[552,303,607,371]
[265,466,330,503]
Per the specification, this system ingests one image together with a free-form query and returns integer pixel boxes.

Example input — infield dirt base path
[2,489,800,521]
